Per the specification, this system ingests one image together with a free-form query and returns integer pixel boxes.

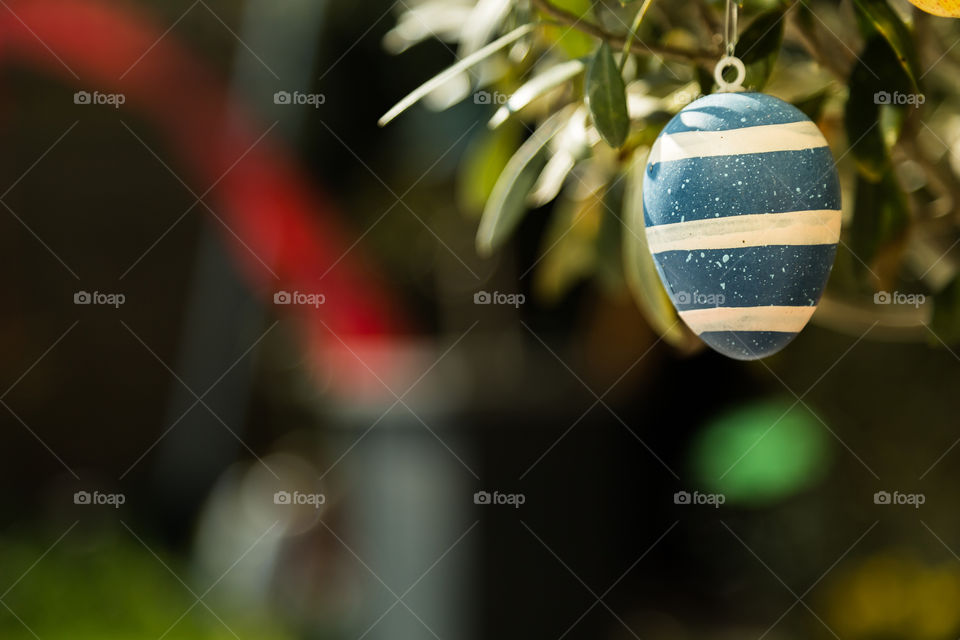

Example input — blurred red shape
[0,0,411,393]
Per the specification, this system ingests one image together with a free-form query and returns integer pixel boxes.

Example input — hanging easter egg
[642,92,841,360]
[906,0,960,17]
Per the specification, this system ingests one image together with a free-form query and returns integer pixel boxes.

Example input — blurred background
[2,0,960,638]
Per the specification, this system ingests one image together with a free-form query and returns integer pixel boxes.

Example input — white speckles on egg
[641,93,841,360]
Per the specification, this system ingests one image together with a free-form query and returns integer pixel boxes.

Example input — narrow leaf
[737,9,785,92]
[477,106,576,255]
[850,169,910,286]
[586,42,629,148]
[457,123,521,215]
[534,191,602,302]
[379,24,535,126]
[539,0,596,58]
[852,0,920,88]
[458,0,512,58]
[529,149,577,207]
[489,60,585,129]
[845,35,912,181]
[931,277,960,346]
[622,153,700,351]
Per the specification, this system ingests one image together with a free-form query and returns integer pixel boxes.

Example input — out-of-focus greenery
[0,532,291,640]
[692,399,831,506]
[381,0,960,350]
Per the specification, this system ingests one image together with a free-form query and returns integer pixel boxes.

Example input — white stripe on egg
[678,305,817,334]
[649,120,828,164]
[646,209,841,253]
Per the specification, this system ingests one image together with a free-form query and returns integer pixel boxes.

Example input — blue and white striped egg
[642,92,841,360]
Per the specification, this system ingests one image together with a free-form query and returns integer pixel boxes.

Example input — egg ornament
[642,92,841,360]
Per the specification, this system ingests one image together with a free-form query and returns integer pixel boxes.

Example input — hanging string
[714,0,745,92]
[724,0,738,57]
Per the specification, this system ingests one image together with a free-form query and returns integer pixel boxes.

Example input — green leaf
[622,152,700,351]
[458,0,512,58]
[736,9,785,91]
[586,42,629,148]
[476,106,576,255]
[534,190,602,302]
[458,122,521,215]
[378,23,535,126]
[845,35,913,181]
[539,0,595,58]
[793,90,830,122]
[595,183,627,292]
[849,169,910,286]
[931,277,960,346]
[852,0,920,89]
[489,60,585,129]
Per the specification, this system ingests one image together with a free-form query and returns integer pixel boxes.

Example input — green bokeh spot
[692,400,832,507]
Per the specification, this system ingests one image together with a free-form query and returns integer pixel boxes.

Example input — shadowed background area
[1,1,960,639]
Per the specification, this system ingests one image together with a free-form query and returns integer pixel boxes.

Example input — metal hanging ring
[714,55,746,93]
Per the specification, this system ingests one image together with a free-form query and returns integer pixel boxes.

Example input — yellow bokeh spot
[825,555,960,640]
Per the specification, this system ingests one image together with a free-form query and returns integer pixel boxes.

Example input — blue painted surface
[643,148,840,227]
[698,331,800,361]
[662,93,807,135]
[642,92,841,360]
[654,245,838,311]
